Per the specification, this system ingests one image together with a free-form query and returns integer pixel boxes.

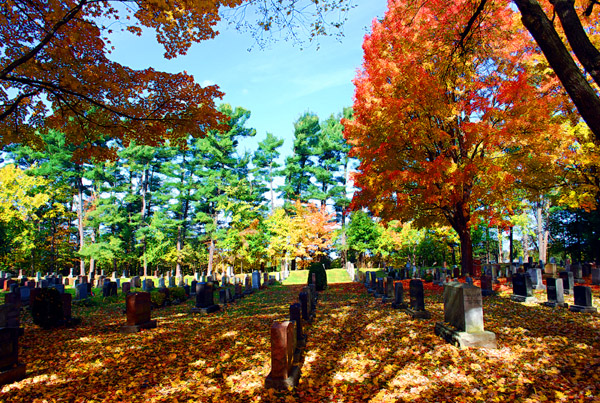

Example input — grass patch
[281,268,351,285]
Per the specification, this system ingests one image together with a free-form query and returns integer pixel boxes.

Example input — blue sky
[108,2,388,159]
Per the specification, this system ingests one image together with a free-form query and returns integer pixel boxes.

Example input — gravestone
[219,289,227,305]
[131,276,141,288]
[75,283,88,300]
[374,278,384,298]
[545,263,558,277]
[18,287,30,306]
[190,280,198,295]
[391,282,408,309]
[5,292,21,311]
[406,279,431,319]
[510,273,537,303]
[177,275,184,287]
[569,286,597,313]
[383,277,394,302]
[480,275,494,297]
[299,291,310,322]
[234,283,243,299]
[264,321,301,390]
[0,328,26,386]
[571,264,584,284]
[289,303,305,349]
[122,282,131,295]
[527,268,546,290]
[244,275,253,295]
[24,280,35,289]
[168,276,175,288]
[158,277,166,289]
[435,282,497,348]
[121,292,157,333]
[0,304,22,337]
[252,271,261,290]
[559,271,574,295]
[191,283,220,314]
[592,268,600,285]
[543,277,568,308]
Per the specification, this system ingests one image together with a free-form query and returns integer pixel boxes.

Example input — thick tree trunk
[536,200,548,263]
[140,168,149,277]
[514,0,600,141]
[522,230,529,263]
[208,238,215,276]
[449,202,473,276]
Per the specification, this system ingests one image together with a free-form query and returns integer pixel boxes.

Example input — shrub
[170,287,186,302]
[307,262,328,291]
[31,287,64,329]
[150,291,166,308]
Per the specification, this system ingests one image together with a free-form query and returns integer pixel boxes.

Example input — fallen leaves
[1,280,599,402]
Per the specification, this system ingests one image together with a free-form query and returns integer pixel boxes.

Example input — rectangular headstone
[265,321,300,390]
[570,286,597,313]
[544,277,567,308]
[559,271,574,295]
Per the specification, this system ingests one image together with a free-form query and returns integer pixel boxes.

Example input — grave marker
[264,321,301,390]
[559,271,574,295]
[510,273,537,303]
[121,292,157,333]
[435,282,497,348]
[406,279,431,319]
[191,283,220,314]
[569,286,597,313]
[391,282,408,309]
[542,277,568,308]
[0,328,26,385]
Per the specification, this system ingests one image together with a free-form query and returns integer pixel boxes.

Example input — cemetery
[0,263,598,402]
[3,0,600,401]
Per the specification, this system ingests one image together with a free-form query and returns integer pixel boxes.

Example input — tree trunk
[514,0,600,141]
[509,226,514,266]
[89,228,96,276]
[77,175,85,276]
[140,167,149,277]
[449,202,473,276]
[536,200,548,263]
[208,238,215,276]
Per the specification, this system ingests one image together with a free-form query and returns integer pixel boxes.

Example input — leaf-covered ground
[3,279,600,402]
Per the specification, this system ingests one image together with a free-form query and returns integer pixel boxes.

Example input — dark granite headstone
[407,279,430,319]
[559,271,574,295]
[121,292,157,333]
[191,282,219,314]
[289,303,305,348]
[543,277,567,308]
[510,273,536,303]
[299,291,309,321]
[0,327,26,385]
[570,286,597,313]
[392,282,407,309]
[75,283,88,300]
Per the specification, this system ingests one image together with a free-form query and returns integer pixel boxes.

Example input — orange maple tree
[343,0,566,275]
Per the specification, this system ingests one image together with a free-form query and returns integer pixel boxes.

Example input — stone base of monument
[391,302,408,309]
[264,366,301,391]
[532,285,546,291]
[0,363,26,385]
[510,295,538,303]
[381,296,393,303]
[542,301,569,308]
[405,308,431,319]
[120,319,157,334]
[190,305,220,315]
[374,292,384,299]
[481,289,496,297]
[434,322,497,349]
[569,304,598,313]
[574,279,585,284]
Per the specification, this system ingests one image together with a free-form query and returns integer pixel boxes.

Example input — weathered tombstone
[569,286,597,313]
[0,328,26,385]
[527,268,545,290]
[592,268,600,286]
[289,303,305,349]
[510,273,537,303]
[480,274,494,296]
[234,283,243,299]
[391,282,408,309]
[543,277,568,308]
[383,277,394,302]
[190,280,198,295]
[102,281,112,297]
[406,279,431,319]
[177,275,184,287]
[435,283,497,348]
[121,292,157,333]
[374,278,384,298]
[263,272,269,287]
[219,289,227,305]
[571,264,584,284]
[168,276,176,288]
[75,283,88,300]
[252,271,261,290]
[3,279,14,292]
[122,282,131,295]
[264,321,301,390]
[191,283,220,314]
[559,271,574,295]
[131,276,141,288]
[0,304,22,337]
[158,277,166,289]
[299,291,310,322]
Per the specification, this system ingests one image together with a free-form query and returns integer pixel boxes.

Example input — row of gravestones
[511,271,597,313]
[265,277,318,390]
[363,273,498,348]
